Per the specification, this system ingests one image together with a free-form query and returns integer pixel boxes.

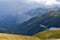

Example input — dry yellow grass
[0,33,40,40]
[1,30,60,40]
[34,30,60,39]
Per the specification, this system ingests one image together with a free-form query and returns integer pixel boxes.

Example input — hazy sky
[0,0,60,5]
[0,0,60,16]
[0,0,60,23]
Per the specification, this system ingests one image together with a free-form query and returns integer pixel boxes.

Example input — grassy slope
[0,33,40,40]
[0,30,60,40]
[34,30,60,39]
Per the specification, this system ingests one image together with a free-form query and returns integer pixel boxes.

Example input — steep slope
[25,8,48,17]
[1,7,60,36]
[34,30,60,39]
[0,8,48,35]
[40,9,60,28]
[17,8,60,36]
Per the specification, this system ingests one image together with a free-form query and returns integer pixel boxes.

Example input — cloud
[49,27,60,30]
[56,0,60,2]
[26,0,60,5]
[0,0,60,5]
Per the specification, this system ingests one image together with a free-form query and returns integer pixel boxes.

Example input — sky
[0,0,60,24]
[26,0,60,5]
[0,0,60,5]
[0,0,60,13]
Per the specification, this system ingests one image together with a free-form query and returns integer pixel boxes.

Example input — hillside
[40,9,60,28]
[17,8,60,35]
[34,30,60,39]
[0,33,40,40]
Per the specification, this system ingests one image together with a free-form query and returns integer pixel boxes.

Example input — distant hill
[34,30,60,39]
[40,9,60,28]
[24,8,48,17]
[16,8,48,35]
[0,7,60,36]
[17,8,60,35]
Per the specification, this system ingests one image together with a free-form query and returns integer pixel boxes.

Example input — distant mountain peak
[45,8,60,17]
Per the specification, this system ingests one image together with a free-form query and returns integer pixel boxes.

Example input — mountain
[0,7,60,36]
[40,8,60,28]
[24,8,48,17]
[0,7,48,35]
[34,30,60,39]
[16,8,49,35]
[17,8,60,36]
[0,13,18,33]
[16,16,45,35]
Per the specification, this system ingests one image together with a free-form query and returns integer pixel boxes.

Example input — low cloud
[26,0,60,5]
[0,0,60,6]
